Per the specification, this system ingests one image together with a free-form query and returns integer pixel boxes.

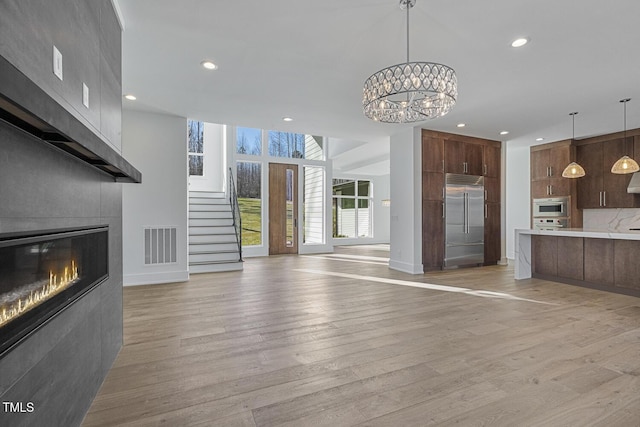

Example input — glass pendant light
[611,98,639,174]
[562,112,586,178]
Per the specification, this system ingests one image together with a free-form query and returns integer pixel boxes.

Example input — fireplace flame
[0,260,80,327]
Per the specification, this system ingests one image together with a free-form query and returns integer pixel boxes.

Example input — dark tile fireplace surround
[0,54,140,426]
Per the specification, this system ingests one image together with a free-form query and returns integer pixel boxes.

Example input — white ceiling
[117,0,640,175]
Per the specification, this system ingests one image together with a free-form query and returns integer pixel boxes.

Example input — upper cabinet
[575,134,640,209]
[530,141,572,198]
[483,145,501,177]
[444,139,484,175]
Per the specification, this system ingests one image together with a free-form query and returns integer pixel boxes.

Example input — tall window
[236,127,262,155]
[304,166,325,244]
[236,162,262,246]
[332,179,372,238]
[187,120,204,176]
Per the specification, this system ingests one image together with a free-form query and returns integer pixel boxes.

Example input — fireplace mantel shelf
[0,55,141,183]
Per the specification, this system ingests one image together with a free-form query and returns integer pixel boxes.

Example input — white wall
[122,110,189,285]
[505,143,532,260]
[389,127,423,274]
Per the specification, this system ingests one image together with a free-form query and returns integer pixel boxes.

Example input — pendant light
[562,112,586,178]
[611,98,639,174]
[362,0,457,123]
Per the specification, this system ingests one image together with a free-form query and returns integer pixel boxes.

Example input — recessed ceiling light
[500,131,509,135]
[536,137,544,141]
[457,123,466,128]
[124,94,136,101]
[282,117,293,122]
[201,60,218,70]
[511,37,529,48]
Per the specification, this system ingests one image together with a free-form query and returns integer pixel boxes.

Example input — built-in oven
[533,197,569,217]
[533,217,569,231]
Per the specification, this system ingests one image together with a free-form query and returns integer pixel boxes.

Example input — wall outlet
[53,45,63,80]
[82,83,89,108]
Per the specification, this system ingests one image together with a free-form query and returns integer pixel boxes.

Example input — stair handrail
[228,167,243,261]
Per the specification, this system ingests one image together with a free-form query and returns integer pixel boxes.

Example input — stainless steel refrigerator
[444,173,485,268]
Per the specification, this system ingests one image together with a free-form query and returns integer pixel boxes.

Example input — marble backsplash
[583,208,640,231]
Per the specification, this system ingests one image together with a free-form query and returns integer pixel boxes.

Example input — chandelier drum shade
[362,0,457,123]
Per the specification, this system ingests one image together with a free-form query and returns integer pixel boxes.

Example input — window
[268,131,324,160]
[236,127,262,155]
[332,179,372,238]
[187,120,204,176]
[236,162,262,246]
[303,166,325,244]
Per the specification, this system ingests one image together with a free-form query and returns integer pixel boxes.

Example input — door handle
[603,191,606,207]
[485,204,488,219]
[484,164,487,175]
[549,185,553,196]
[599,191,602,206]
[442,202,445,218]
[549,166,553,177]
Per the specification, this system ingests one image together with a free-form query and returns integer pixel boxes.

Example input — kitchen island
[515,228,640,296]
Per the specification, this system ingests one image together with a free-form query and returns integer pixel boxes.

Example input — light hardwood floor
[82,246,640,426]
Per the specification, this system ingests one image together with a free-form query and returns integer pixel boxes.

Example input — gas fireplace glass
[0,226,108,357]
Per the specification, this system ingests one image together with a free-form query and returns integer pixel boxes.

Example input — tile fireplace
[0,226,108,357]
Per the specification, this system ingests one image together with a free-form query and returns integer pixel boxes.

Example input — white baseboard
[388,259,424,275]
[124,270,189,286]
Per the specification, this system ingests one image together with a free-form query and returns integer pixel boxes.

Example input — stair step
[189,234,237,244]
[189,218,234,227]
[188,242,238,252]
[189,218,233,230]
[189,209,232,219]
[189,261,243,274]
[189,197,229,205]
[190,251,240,263]
[189,191,225,198]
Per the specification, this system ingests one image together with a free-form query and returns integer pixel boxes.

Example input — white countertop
[515,228,640,241]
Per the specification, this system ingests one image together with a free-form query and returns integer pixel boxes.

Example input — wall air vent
[144,227,177,265]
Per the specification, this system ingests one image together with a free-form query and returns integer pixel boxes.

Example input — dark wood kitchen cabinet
[484,202,501,265]
[445,138,484,175]
[530,232,640,297]
[483,145,501,177]
[530,141,572,198]
[532,235,583,280]
[584,238,614,286]
[422,130,502,269]
[532,235,558,276]
[575,135,640,208]
[614,240,640,291]
[422,133,445,270]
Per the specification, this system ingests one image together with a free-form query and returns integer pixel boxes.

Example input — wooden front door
[269,163,298,255]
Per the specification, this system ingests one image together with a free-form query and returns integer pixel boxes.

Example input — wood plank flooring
[82,246,640,426]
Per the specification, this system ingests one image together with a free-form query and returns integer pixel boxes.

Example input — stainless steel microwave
[533,197,569,217]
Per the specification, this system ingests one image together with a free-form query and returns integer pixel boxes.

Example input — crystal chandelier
[363,0,457,123]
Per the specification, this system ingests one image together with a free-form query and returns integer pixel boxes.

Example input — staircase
[188,191,243,273]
